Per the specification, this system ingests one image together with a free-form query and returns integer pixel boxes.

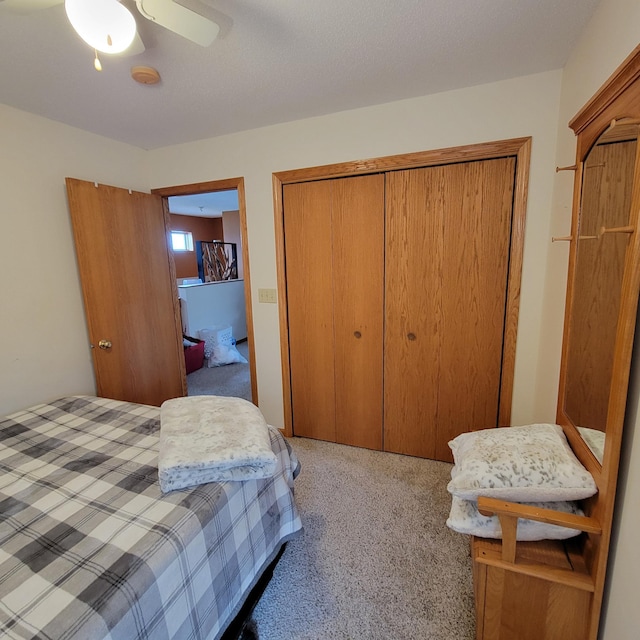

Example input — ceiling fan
[0,0,220,56]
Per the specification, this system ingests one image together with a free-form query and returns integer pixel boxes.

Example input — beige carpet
[252,436,475,639]
[186,341,251,401]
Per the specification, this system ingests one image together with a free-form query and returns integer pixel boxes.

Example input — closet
[276,140,530,461]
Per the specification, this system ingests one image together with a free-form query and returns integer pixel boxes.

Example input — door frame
[273,138,531,437]
[153,177,258,405]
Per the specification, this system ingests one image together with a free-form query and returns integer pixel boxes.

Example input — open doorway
[152,178,257,405]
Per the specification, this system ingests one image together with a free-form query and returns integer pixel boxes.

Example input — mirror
[563,120,640,463]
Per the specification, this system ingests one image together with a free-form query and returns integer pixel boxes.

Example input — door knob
[354,331,362,339]
[407,333,416,341]
[98,339,112,350]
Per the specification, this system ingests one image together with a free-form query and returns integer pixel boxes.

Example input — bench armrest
[476,496,602,563]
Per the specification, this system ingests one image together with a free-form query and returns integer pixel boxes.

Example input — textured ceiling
[0,0,600,150]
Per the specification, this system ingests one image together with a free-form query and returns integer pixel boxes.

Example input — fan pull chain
[94,49,102,72]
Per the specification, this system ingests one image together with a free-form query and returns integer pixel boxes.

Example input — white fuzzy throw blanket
[158,396,277,493]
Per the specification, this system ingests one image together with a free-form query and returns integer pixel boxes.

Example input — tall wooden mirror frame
[556,43,640,637]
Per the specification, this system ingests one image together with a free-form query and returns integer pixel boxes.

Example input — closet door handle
[354,331,362,339]
[407,332,416,341]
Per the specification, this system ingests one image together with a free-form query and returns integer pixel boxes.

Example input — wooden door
[283,180,336,442]
[283,175,384,448]
[66,178,186,406]
[384,158,516,461]
[383,166,445,459]
[333,175,384,449]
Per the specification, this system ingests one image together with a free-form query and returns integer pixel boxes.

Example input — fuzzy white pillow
[446,496,584,541]
[447,424,597,502]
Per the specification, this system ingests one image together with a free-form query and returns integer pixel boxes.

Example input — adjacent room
[168,189,252,401]
[1,0,639,639]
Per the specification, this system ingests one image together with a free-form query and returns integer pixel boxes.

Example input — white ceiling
[169,189,238,216]
[0,0,600,150]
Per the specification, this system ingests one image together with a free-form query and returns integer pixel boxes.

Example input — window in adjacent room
[171,230,194,252]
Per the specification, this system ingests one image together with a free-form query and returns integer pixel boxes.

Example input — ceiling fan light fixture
[65,0,137,54]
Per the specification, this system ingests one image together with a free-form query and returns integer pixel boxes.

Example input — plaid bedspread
[0,396,302,640]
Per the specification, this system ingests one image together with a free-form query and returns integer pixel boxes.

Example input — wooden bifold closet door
[282,156,517,461]
[384,158,516,460]
[283,174,385,449]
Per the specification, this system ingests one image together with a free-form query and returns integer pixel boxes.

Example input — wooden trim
[570,44,640,157]
[556,157,586,448]
[587,136,640,636]
[474,556,596,592]
[235,179,259,406]
[274,138,532,438]
[498,137,531,425]
[273,174,293,437]
[161,197,188,396]
[473,543,487,640]
[152,178,259,406]
[153,177,246,197]
[570,44,640,137]
[274,137,532,184]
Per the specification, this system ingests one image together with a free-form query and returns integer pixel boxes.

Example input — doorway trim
[273,138,531,437]
[153,177,258,405]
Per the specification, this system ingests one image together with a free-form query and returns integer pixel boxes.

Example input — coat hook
[598,225,635,238]
[611,117,640,127]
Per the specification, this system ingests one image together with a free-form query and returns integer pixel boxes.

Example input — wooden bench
[472,497,601,640]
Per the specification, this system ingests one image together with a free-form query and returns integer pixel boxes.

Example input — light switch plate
[258,288,277,303]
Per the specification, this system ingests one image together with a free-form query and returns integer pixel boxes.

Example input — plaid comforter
[0,396,302,640]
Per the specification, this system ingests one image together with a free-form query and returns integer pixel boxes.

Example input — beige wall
[0,104,149,416]
[546,1,640,638]
[147,70,563,427]
[1,72,563,426]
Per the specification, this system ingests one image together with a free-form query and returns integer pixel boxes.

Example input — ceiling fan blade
[135,0,219,47]
[0,0,62,13]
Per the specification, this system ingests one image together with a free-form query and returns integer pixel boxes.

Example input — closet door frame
[273,138,532,438]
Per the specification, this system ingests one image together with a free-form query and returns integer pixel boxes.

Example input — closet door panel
[384,167,445,458]
[435,158,515,461]
[333,174,385,449]
[283,181,336,441]
[384,159,516,461]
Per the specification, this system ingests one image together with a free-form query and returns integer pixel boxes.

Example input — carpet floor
[252,436,476,639]
[186,341,251,401]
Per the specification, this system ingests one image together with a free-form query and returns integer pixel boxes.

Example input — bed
[0,395,302,639]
